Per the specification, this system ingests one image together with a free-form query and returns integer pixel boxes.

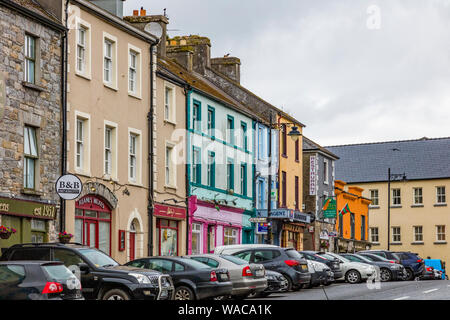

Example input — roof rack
[9,242,84,248]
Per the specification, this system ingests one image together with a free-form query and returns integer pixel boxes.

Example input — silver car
[319,252,378,284]
[185,254,267,299]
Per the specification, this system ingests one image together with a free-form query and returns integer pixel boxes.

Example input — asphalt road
[256,279,450,300]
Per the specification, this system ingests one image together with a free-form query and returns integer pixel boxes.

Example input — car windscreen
[353,255,371,263]
[320,253,339,261]
[42,264,76,281]
[362,254,389,262]
[178,258,212,270]
[285,249,303,260]
[78,249,119,268]
[220,255,248,265]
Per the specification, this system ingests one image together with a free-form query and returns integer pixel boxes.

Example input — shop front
[154,203,186,256]
[74,195,112,255]
[188,197,243,254]
[269,209,311,251]
[0,196,57,253]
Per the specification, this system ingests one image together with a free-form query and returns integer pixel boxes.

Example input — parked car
[359,250,402,264]
[353,252,406,281]
[317,252,377,284]
[392,251,425,281]
[125,256,233,300]
[0,261,83,300]
[214,244,311,291]
[1,243,174,300]
[340,253,404,282]
[424,259,446,280]
[419,265,436,280]
[184,254,267,299]
[297,252,334,287]
[299,250,343,280]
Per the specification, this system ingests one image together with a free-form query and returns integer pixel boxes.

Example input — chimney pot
[133,10,139,16]
[140,7,146,16]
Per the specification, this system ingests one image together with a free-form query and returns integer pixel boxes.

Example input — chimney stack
[123,9,169,57]
[166,36,211,75]
[211,56,241,83]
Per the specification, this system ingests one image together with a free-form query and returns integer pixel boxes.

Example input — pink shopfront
[188,196,244,254]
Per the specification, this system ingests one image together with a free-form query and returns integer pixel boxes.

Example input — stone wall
[0,4,62,223]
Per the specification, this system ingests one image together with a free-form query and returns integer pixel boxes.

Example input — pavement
[253,279,450,300]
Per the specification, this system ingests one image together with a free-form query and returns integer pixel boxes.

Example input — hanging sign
[323,197,337,218]
[55,174,83,200]
[309,156,317,195]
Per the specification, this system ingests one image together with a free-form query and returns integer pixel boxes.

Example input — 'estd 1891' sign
[55,174,83,200]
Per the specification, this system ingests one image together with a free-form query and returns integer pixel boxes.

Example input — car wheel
[405,268,414,281]
[175,286,195,300]
[345,270,362,284]
[102,288,131,300]
[380,268,392,282]
[280,274,293,291]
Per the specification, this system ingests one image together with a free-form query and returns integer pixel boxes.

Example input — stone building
[0,0,65,253]
[302,136,339,252]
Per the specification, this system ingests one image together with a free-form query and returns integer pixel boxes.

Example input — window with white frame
[323,159,329,184]
[165,144,175,187]
[129,51,137,93]
[24,126,38,189]
[75,116,89,171]
[392,227,401,243]
[129,133,139,182]
[191,223,202,255]
[25,34,37,84]
[192,148,200,184]
[104,126,116,177]
[437,186,446,204]
[77,26,86,73]
[258,126,264,160]
[414,226,423,242]
[370,227,379,243]
[392,189,401,205]
[437,225,446,242]
[370,190,379,206]
[224,228,238,245]
[104,39,113,83]
[414,188,423,205]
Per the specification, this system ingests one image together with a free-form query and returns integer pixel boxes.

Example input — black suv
[1,243,174,300]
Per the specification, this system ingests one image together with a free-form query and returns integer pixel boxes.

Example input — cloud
[124,0,450,145]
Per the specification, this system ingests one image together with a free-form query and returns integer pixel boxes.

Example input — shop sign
[320,229,330,240]
[255,209,268,218]
[154,204,186,220]
[309,156,317,196]
[293,211,311,224]
[56,174,82,200]
[0,196,56,220]
[76,196,109,211]
[256,223,269,235]
[269,209,294,220]
[249,217,267,223]
[323,197,337,219]
[271,189,277,202]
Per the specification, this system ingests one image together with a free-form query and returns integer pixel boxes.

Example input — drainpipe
[184,85,192,255]
[148,41,159,257]
[60,0,69,233]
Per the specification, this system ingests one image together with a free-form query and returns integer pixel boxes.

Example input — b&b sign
[56,174,83,200]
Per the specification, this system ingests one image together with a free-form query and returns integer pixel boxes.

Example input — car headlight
[129,273,151,284]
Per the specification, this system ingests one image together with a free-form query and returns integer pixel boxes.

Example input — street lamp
[287,126,302,142]
[387,168,407,251]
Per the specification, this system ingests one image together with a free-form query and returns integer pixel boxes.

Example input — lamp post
[387,168,407,251]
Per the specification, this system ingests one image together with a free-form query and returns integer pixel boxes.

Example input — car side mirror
[78,263,90,274]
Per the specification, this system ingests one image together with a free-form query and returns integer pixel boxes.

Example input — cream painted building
[328,137,450,267]
[59,0,157,263]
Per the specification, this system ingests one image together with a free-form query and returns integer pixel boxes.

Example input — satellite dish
[144,22,163,39]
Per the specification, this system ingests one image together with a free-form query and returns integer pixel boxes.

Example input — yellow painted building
[277,114,305,250]
[327,137,450,267]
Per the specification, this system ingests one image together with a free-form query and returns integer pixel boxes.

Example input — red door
[129,232,135,261]
[84,220,98,248]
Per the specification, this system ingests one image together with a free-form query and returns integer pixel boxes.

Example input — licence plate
[256,269,264,277]
[301,265,308,271]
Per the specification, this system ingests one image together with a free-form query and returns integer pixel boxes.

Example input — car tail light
[426,267,432,272]
[242,266,253,277]
[417,259,424,263]
[284,260,300,267]
[210,271,218,282]
[42,282,63,294]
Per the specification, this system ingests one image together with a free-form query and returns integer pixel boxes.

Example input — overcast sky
[124,0,450,146]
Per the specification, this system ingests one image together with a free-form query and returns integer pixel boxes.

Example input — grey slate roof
[303,136,339,160]
[326,137,450,183]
